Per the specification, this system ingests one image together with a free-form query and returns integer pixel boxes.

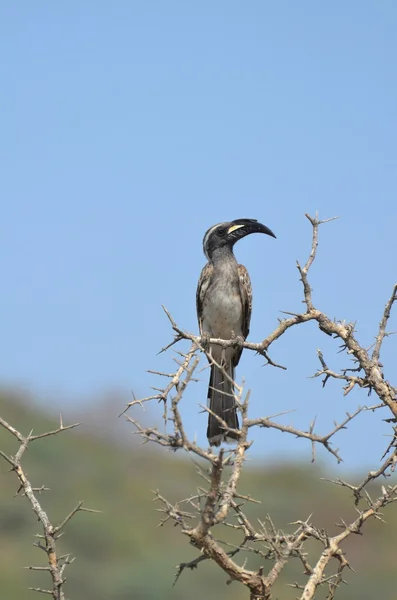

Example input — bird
[196,218,276,446]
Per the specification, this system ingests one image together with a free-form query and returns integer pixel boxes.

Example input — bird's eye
[217,227,227,237]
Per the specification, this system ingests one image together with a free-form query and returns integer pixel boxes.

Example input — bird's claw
[200,331,211,351]
[231,334,245,350]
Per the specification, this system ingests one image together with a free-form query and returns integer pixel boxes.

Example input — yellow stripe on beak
[227,224,245,234]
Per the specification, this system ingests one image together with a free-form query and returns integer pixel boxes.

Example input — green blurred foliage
[0,390,396,600]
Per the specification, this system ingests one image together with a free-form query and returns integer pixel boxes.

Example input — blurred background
[0,2,396,598]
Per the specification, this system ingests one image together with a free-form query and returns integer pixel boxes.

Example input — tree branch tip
[80,506,102,514]
[280,309,301,317]
[161,304,173,320]
[29,423,81,440]
[118,406,130,417]
[63,422,81,431]
[319,215,340,224]
[28,587,53,595]
[304,212,340,225]
[157,335,183,355]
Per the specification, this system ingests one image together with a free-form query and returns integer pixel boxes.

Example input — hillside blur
[0,389,396,600]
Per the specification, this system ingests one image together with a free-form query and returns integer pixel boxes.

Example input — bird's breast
[201,269,243,341]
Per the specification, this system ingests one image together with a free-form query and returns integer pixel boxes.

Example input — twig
[0,417,96,598]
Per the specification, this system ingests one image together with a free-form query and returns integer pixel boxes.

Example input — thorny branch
[125,213,397,599]
[0,416,98,599]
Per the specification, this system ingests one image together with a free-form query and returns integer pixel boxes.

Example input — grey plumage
[196,219,276,446]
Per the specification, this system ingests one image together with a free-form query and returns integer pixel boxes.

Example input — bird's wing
[234,264,252,366]
[196,262,214,333]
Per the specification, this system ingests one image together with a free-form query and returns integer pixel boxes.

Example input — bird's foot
[200,331,211,351]
[231,332,245,350]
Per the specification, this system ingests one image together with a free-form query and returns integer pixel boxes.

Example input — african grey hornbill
[196,219,276,446]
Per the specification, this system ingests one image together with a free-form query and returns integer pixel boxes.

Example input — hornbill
[196,218,276,446]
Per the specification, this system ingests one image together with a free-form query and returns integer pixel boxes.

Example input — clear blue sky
[1,2,396,469]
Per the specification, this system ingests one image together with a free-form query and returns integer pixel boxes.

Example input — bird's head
[202,218,276,260]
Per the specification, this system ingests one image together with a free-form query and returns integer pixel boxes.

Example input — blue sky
[1,2,396,470]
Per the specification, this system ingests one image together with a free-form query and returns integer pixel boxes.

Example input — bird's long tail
[207,362,239,446]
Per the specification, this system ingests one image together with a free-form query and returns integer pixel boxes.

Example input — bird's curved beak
[227,219,276,240]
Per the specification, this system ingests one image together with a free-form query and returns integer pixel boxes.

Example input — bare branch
[372,283,397,364]
[300,485,397,600]
[0,417,95,598]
